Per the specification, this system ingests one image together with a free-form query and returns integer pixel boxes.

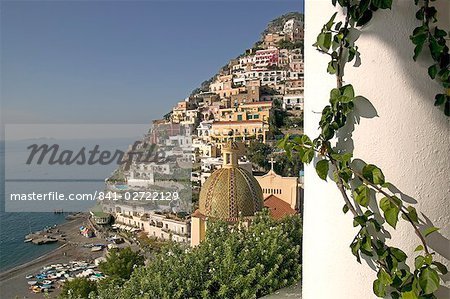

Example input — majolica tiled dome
[199,142,263,221]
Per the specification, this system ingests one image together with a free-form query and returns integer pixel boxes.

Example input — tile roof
[264,195,296,220]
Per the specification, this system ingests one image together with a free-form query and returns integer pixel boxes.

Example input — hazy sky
[1,0,303,126]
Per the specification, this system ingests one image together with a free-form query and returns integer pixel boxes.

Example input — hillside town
[95,13,305,247]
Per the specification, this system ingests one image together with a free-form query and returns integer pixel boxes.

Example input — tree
[106,212,302,299]
[246,142,272,170]
[99,247,145,280]
[58,278,97,299]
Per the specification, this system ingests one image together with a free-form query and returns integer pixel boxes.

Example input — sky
[1,0,303,126]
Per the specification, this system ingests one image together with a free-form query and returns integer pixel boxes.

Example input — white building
[147,212,190,243]
[283,94,304,110]
[114,204,190,243]
[303,1,450,298]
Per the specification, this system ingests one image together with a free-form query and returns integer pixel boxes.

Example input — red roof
[264,195,296,220]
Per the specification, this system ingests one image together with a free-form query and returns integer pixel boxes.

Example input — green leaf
[406,206,419,223]
[350,239,361,263]
[326,12,338,30]
[413,43,424,61]
[390,247,407,262]
[415,245,424,252]
[428,64,438,79]
[373,279,386,297]
[353,215,367,227]
[402,206,418,223]
[354,185,371,207]
[378,268,393,285]
[330,88,341,101]
[400,291,418,299]
[372,0,393,9]
[327,61,337,74]
[380,197,400,228]
[415,256,425,269]
[362,164,385,184]
[323,32,332,51]
[300,134,313,146]
[434,27,447,38]
[434,94,446,106]
[356,9,373,26]
[342,204,349,214]
[419,267,440,294]
[425,254,433,265]
[410,33,427,45]
[315,159,329,180]
[302,148,314,164]
[423,227,439,237]
[341,84,355,99]
[432,261,448,275]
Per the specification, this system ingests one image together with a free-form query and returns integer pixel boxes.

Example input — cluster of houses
[95,17,304,246]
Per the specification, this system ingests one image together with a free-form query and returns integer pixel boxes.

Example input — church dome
[198,142,263,221]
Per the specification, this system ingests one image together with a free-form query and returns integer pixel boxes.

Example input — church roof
[198,141,263,221]
[199,167,264,221]
[264,195,296,220]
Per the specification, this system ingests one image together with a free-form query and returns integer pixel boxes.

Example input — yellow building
[255,158,302,211]
[218,101,271,122]
[191,142,264,246]
[210,120,268,144]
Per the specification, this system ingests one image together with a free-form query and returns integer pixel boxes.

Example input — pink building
[253,48,279,70]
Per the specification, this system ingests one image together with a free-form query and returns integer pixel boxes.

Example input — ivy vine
[411,0,450,116]
[280,0,448,298]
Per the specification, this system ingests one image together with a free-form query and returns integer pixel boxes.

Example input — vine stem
[329,160,358,217]
[336,5,351,88]
[351,169,430,255]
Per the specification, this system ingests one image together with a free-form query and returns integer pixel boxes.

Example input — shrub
[110,211,302,299]
[58,277,97,299]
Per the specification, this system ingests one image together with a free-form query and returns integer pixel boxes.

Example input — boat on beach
[30,286,42,293]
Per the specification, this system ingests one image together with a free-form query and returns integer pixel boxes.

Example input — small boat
[25,274,33,279]
[42,280,53,285]
[24,238,33,243]
[27,281,37,285]
[31,286,42,293]
[91,246,103,252]
[41,284,52,289]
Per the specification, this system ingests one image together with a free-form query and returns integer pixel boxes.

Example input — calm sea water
[0,137,137,271]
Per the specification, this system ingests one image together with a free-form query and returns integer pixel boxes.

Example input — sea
[0,134,143,271]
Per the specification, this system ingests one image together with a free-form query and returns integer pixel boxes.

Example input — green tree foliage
[276,40,304,51]
[273,152,303,177]
[97,212,302,299]
[98,247,145,280]
[58,277,98,299]
[246,142,272,170]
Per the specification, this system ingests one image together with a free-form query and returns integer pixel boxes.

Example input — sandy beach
[0,214,108,299]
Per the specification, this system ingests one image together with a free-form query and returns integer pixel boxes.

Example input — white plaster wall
[303,1,450,298]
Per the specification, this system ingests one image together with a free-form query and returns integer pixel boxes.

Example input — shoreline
[0,243,69,281]
[0,214,106,299]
